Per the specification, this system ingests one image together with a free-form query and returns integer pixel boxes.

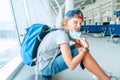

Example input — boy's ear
[64,17,69,23]
[61,17,69,27]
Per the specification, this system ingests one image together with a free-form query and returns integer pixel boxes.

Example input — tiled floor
[13,35,120,80]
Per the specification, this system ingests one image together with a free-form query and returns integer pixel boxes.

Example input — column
[99,5,102,25]
[58,8,63,27]
[65,0,74,14]
[111,0,117,21]
[55,8,63,27]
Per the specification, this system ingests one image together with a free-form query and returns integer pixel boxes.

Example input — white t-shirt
[37,29,70,70]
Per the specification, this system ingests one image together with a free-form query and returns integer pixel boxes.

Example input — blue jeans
[41,45,85,76]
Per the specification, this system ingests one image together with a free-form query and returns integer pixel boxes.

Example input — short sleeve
[55,30,70,45]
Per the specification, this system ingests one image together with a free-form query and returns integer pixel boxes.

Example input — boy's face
[67,18,82,32]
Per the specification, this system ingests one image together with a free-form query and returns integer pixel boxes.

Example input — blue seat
[80,25,88,33]
[108,24,120,43]
[86,25,106,37]
[87,25,97,33]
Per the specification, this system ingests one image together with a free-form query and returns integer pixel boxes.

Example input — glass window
[0,0,20,69]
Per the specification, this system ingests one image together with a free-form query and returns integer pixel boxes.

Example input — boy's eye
[79,22,82,25]
[73,21,82,25]
[73,21,78,24]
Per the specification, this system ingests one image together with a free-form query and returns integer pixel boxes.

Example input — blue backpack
[21,23,51,66]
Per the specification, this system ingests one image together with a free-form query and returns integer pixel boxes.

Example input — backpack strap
[49,47,61,64]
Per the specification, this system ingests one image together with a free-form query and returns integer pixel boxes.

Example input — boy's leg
[70,44,110,80]
[82,51,110,80]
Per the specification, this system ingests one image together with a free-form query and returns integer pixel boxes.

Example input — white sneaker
[93,75,99,80]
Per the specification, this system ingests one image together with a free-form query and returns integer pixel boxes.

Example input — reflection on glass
[0,0,20,69]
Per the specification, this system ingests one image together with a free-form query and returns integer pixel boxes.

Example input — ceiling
[50,0,96,14]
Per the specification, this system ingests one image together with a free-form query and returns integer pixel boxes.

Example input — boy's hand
[74,39,82,48]
[78,38,89,48]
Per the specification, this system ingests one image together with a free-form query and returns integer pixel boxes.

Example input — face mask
[69,31,81,39]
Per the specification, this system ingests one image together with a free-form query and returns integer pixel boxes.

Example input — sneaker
[93,75,99,80]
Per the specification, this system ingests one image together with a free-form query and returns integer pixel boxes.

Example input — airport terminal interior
[0,0,120,80]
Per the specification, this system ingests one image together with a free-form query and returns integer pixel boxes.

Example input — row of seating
[80,25,109,36]
[80,24,120,43]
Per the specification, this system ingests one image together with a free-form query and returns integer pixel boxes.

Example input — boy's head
[65,9,84,21]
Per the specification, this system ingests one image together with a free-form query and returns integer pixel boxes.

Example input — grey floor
[13,34,120,80]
